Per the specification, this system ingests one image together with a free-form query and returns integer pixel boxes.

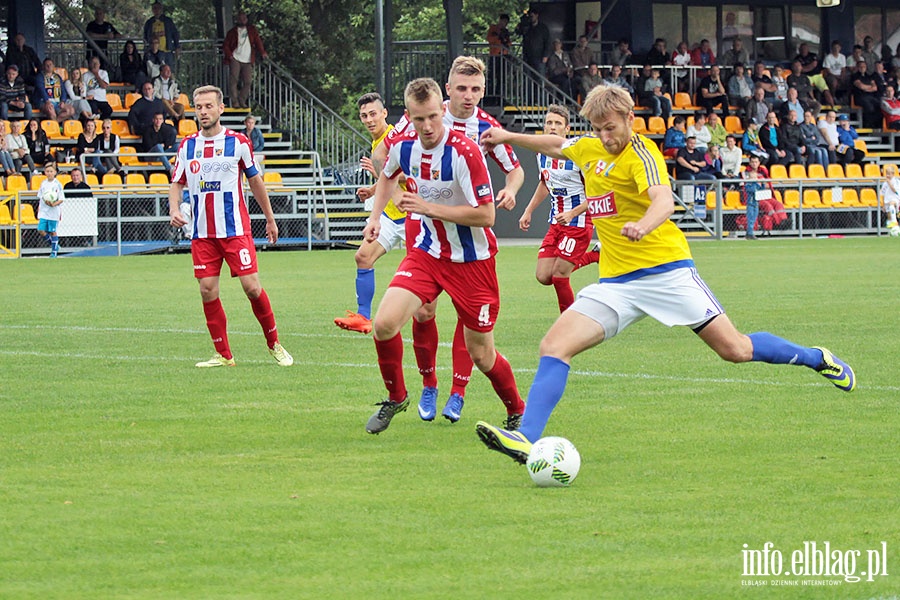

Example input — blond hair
[404,77,443,108]
[885,164,898,178]
[546,104,569,127]
[448,55,486,79]
[580,84,634,123]
[193,85,224,105]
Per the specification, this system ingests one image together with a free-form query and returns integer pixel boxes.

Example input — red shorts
[390,249,500,332]
[539,222,594,263]
[404,216,422,254]
[191,235,259,279]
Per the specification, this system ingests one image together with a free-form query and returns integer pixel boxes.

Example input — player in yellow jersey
[474,84,856,464]
[334,93,408,334]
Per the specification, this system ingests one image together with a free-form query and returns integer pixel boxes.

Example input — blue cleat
[442,392,465,423]
[813,347,856,392]
[417,386,438,421]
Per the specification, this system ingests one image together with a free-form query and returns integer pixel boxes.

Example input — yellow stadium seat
[860,188,879,207]
[42,120,63,139]
[63,120,84,139]
[263,171,283,185]
[788,164,806,179]
[16,202,39,224]
[177,93,194,113]
[5,174,27,192]
[845,163,863,179]
[56,174,71,186]
[106,93,123,111]
[102,173,123,186]
[647,116,666,135]
[782,189,800,208]
[863,163,882,179]
[724,190,743,209]
[86,174,99,186]
[632,116,648,134]
[706,190,717,209]
[807,164,826,179]
[674,92,699,110]
[842,189,861,206]
[178,119,198,136]
[826,164,845,179]
[148,173,170,186]
[54,66,68,81]
[802,189,822,207]
[29,174,46,190]
[124,92,141,109]
[854,139,868,156]
[0,204,11,225]
[117,146,140,165]
[111,119,139,139]
[769,164,788,179]
[125,173,146,187]
[724,115,743,134]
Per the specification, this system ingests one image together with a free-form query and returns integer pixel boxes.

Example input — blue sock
[520,356,571,442]
[355,268,375,319]
[748,332,823,369]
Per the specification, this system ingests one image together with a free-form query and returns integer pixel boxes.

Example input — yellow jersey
[372,125,406,223]
[561,132,692,280]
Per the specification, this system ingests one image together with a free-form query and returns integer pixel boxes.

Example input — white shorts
[570,266,725,339]
[376,213,406,253]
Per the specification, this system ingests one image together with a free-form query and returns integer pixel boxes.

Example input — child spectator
[663,115,686,158]
[741,120,769,162]
[37,162,65,258]
[881,164,900,229]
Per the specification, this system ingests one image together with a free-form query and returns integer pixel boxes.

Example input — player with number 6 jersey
[169,85,292,368]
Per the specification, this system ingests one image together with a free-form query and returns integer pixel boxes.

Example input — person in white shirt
[152,63,184,119]
[687,111,712,153]
[37,162,65,258]
[5,119,35,180]
[720,134,743,177]
[822,40,849,101]
[881,164,900,227]
[82,56,112,119]
[223,12,268,108]
[817,109,840,164]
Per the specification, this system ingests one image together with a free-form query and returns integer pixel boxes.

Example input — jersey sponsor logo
[189,160,201,174]
[418,185,454,201]
[476,184,491,198]
[201,161,233,173]
[394,270,413,278]
[406,178,418,193]
[541,169,550,181]
[552,187,568,196]
[199,180,221,192]
[586,192,618,218]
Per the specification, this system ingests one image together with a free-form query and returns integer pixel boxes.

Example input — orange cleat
[334,310,373,334]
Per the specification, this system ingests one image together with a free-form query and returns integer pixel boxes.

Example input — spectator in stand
[83,56,113,120]
[223,12,268,109]
[779,109,805,165]
[752,61,778,104]
[85,8,120,68]
[721,134,743,177]
[120,40,148,89]
[719,38,749,70]
[817,110,840,164]
[698,65,729,117]
[691,39,716,79]
[893,43,900,70]
[646,38,671,67]
[244,115,264,153]
[25,118,51,166]
[35,58,75,123]
[663,115,687,158]
[0,65,32,121]
[836,113,865,164]
[6,119,35,182]
[672,41,692,92]
[675,136,716,181]
[610,38,632,66]
[580,63,602,99]
[799,109,830,166]
[520,9,551,77]
[635,64,653,103]
[747,87,772,130]
[742,119,769,162]
[75,117,100,173]
[0,122,16,177]
[129,81,166,135]
[872,61,889,95]
[851,60,883,127]
[705,143,724,178]
[142,112,176,176]
[546,39,575,98]
[94,119,122,176]
[603,64,633,95]
[569,35,593,86]
[794,43,834,106]
[643,68,671,120]
[727,63,754,113]
[786,60,822,117]
[779,86,809,122]
[65,67,93,122]
[64,166,92,201]
[143,1,180,65]
[153,63,184,120]
[759,111,793,166]
[706,111,727,147]
[687,111,712,153]
[4,33,40,87]
[144,36,168,81]
[861,36,879,73]
[486,14,511,97]
[741,155,774,240]
[823,41,849,102]
[882,85,900,130]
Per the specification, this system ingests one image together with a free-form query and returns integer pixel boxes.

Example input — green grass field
[1,238,898,599]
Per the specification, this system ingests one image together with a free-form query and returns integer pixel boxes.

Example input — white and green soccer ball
[526,436,581,487]
[43,190,58,205]
[890,224,900,237]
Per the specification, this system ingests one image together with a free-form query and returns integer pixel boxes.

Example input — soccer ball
[43,190,58,205]
[889,222,900,237]
[526,436,581,487]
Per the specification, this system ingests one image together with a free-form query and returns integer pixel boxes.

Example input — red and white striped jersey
[172,128,260,239]
[384,127,497,262]
[537,153,589,228]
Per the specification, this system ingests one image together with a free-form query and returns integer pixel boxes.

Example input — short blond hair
[885,164,898,178]
[448,55,486,79]
[404,77,443,107]
[193,85,224,105]
[580,84,634,123]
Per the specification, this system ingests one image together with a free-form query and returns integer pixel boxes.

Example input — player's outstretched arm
[519,179,550,231]
[247,173,279,243]
[481,128,567,160]
[621,184,675,242]
[168,181,187,227]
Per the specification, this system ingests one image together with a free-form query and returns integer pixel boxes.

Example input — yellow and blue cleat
[475,421,533,464]
[813,347,856,392]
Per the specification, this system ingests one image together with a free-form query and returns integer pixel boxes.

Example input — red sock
[484,351,524,415]
[573,250,600,270]
[412,317,439,388]
[551,276,575,313]
[450,320,474,396]
[374,333,407,402]
[249,289,279,348]
[202,298,232,359]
